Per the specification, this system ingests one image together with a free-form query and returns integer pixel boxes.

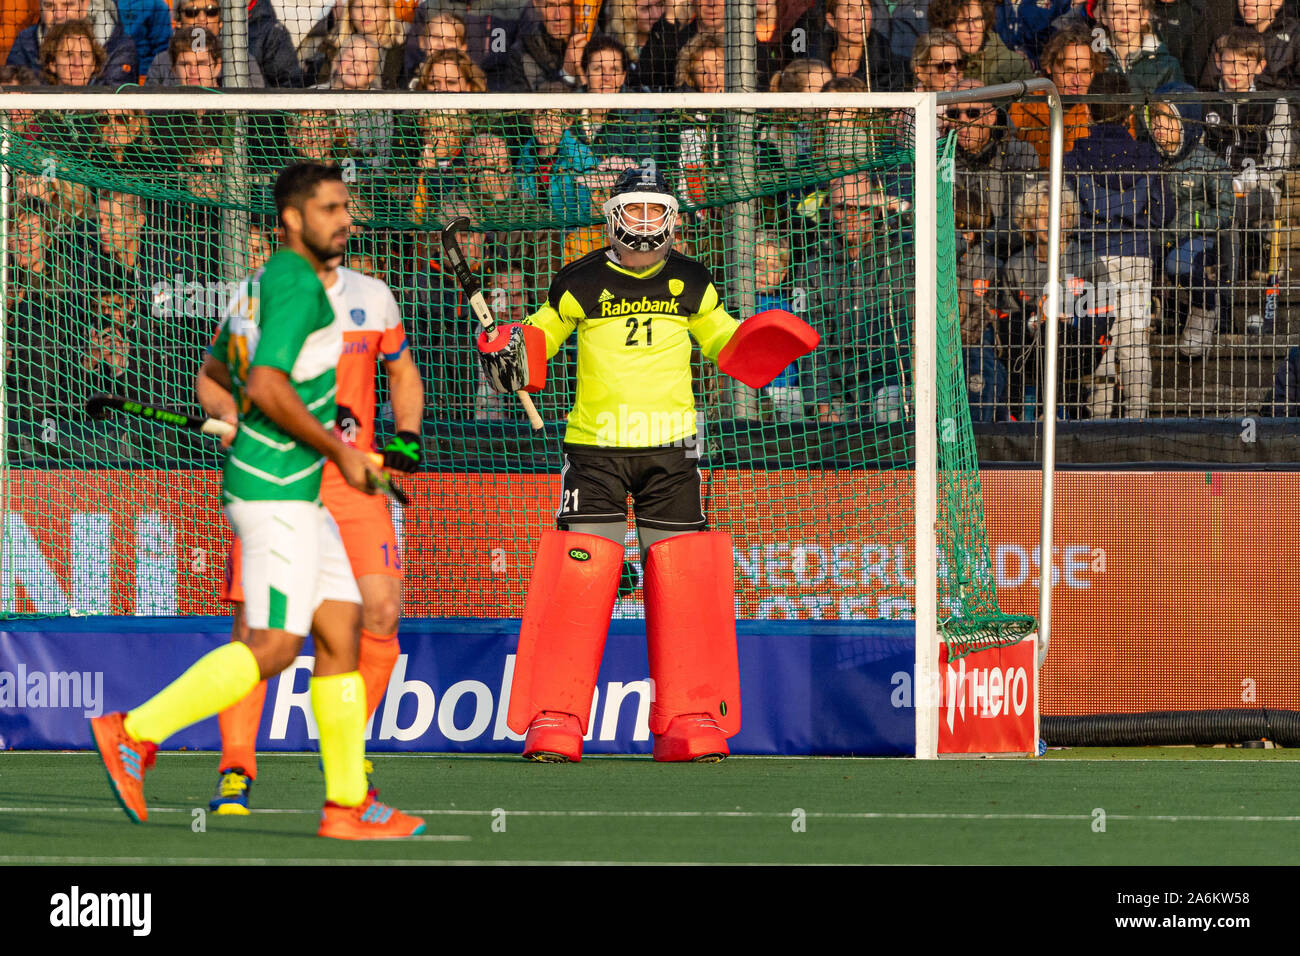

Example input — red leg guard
[644,531,741,760]
[506,531,622,748]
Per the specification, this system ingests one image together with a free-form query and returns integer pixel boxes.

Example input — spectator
[818,75,893,172]
[752,230,805,421]
[409,50,486,223]
[116,0,170,77]
[871,0,931,64]
[474,255,529,421]
[669,32,725,204]
[758,59,832,223]
[88,108,157,175]
[147,0,300,87]
[93,188,148,275]
[911,29,965,90]
[447,132,538,223]
[930,0,1034,85]
[1001,180,1108,419]
[38,17,102,85]
[284,108,335,162]
[800,0,910,90]
[399,8,467,87]
[604,0,666,89]
[950,78,1041,261]
[146,140,226,364]
[1065,72,1165,418]
[318,32,383,88]
[1009,25,1104,167]
[178,129,224,201]
[1262,346,1300,414]
[71,262,177,460]
[167,26,232,87]
[518,82,575,210]
[1152,0,1215,87]
[0,0,39,65]
[795,170,912,424]
[1200,0,1300,88]
[7,0,137,84]
[301,0,407,88]
[1141,86,1234,357]
[1200,28,1293,327]
[504,0,597,90]
[6,206,71,443]
[639,0,723,91]
[995,0,1073,69]
[751,0,787,89]
[953,186,1011,422]
[546,37,654,223]
[1095,0,1185,91]
[0,64,40,141]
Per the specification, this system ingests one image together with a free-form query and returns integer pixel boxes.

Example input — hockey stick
[85,393,411,506]
[440,216,545,430]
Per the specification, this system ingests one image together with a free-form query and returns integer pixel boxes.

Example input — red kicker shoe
[653,714,729,763]
[522,711,583,762]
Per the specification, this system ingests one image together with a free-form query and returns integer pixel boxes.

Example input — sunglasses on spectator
[946,107,987,119]
[924,59,961,73]
[180,5,220,16]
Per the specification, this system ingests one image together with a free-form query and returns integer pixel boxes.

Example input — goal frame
[0,88,1062,758]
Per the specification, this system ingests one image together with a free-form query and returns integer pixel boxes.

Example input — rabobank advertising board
[1,469,1297,732]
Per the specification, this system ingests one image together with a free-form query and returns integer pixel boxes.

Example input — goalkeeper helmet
[603,166,679,257]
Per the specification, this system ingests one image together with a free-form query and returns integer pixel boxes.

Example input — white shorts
[224,499,361,636]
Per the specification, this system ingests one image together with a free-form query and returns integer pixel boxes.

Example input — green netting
[0,99,1032,656]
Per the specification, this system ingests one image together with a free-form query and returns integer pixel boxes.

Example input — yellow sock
[311,671,367,807]
[124,642,260,745]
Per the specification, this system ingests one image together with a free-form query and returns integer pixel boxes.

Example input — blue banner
[0,618,916,755]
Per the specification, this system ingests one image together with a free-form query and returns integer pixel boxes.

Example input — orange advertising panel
[5,469,1298,715]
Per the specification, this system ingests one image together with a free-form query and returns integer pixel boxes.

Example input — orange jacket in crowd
[0,0,38,64]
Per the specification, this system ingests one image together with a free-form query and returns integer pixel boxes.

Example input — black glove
[476,324,529,393]
[382,430,422,473]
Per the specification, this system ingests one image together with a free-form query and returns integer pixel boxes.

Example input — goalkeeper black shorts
[556,443,706,533]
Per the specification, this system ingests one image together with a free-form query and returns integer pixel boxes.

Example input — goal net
[0,90,1033,662]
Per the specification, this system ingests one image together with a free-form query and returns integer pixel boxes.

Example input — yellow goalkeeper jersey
[526,247,738,449]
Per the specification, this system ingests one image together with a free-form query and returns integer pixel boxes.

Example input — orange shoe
[318,795,426,840]
[89,712,157,823]
[652,714,729,763]
[522,711,582,762]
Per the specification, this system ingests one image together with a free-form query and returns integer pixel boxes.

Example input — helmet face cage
[602,190,680,254]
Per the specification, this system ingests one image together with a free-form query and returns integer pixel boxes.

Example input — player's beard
[302,223,349,268]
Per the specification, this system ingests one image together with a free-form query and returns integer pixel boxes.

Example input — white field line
[1,806,1298,823]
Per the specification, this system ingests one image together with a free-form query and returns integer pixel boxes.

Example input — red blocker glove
[717,309,820,388]
[476,323,548,394]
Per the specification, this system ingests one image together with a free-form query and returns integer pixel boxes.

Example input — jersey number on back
[625,316,653,347]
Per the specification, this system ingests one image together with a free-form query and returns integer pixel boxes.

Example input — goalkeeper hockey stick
[85,393,411,506]
[440,216,545,430]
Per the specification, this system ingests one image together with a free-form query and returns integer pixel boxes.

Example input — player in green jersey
[90,163,425,839]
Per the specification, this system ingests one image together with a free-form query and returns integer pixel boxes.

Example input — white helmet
[601,166,679,257]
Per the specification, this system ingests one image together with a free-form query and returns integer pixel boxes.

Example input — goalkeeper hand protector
[475,323,547,394]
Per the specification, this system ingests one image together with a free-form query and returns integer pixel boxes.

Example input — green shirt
[212,249,338,503]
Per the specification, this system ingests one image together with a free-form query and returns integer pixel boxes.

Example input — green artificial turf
[1,750,1296,865]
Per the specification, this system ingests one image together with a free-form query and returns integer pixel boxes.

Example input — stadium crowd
[4,0,1300,457]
